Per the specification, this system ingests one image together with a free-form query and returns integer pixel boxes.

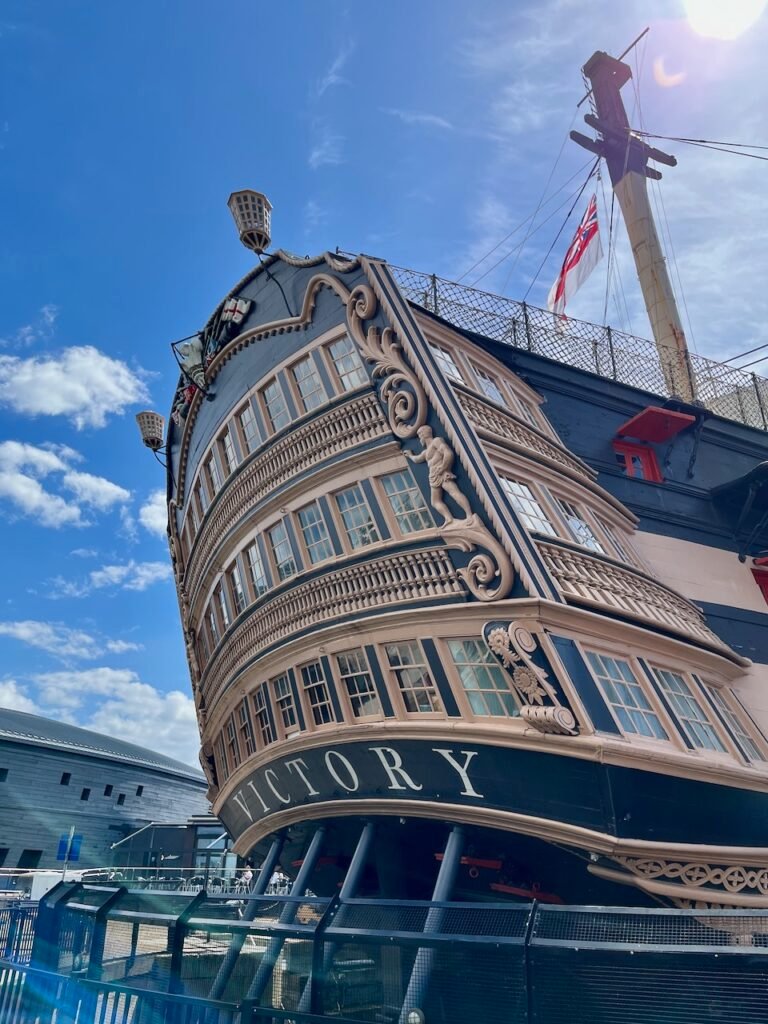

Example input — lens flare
[653,55,687,87]
[684,0,767,39]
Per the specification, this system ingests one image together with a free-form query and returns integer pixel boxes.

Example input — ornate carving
[485,622,578,735]
[406,425,473,523]
[346,284,427,440]
[620,857,768,899]
[201,548,465,710]
[537,539,735,657]
[200,743,219,798]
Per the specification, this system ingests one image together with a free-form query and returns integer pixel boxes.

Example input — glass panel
[297,502,334,563]
[472,365,504,404]
[268,521,297,581]
[246,542,268,596]
[238,403,261,454]
[429,343,465,384]
[220,428,239,475]
[706,687,765,762]
[262,378,291,432]
[653,668,727,752]
[301,662,336,726]
[328,335,367,391]
[555,498,605,553]
[238,700,256,757]
[381,470,433,533]
[292,355,327,412]
[335,485,380,549]
[228,562,247,615]
[586,651,669,740]
[252,684,275,746]
[447,639,518,717]
[273,674,299,731]
[500,478,557,537]
[337,648,382,718]
[385,641,441,713]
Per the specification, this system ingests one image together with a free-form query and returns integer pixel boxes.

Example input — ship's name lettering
[223,744,483,829]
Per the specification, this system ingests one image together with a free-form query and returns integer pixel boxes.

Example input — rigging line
[500,108,580,295]
[468,175,594,289]
[576,26,650,108]
[678,139,768,162]
[632,129,768,151]
[721,340,768,363]
[522,158,600,302]
[457,157,594,283]
[598,171,615,326]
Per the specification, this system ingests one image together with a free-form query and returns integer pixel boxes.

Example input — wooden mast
[572,50,697,403]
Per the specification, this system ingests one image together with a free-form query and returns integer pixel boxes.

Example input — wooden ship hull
[163,248,768,911]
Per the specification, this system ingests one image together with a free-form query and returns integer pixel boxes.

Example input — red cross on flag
[546,194,602,317]
[221,297,252,324]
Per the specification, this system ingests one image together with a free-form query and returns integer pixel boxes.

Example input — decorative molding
[200,547,465,711]
[591,855,768,909]
[485,621,578,735]
[537,539,736,658]
[182,392,389,603]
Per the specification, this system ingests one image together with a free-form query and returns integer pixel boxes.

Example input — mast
[572,51,696,403]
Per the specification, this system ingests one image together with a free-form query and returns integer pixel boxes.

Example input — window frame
[650,666,732,756]
[383,640,443,717]
[428,342,466,384]
[553,497,606,553]
[290,354,328,413]
[584,648,673,744]
[296,501,335,565]
[245,540,269,598]
[613,440,663,483]
[324,333,368,392]
[218,425,240,477]
[704,684,768,764]
[334,483,381,551]
[500,477,559,538]
[227,558,248,617]
[272,673,301,737]
[252,684,276,748]
[260,376,292,434]
[237,698,257,758]
[299,660,337,728]
[267,519,298,582]
[377,469,433,536]
[235,400,261,457]
[334,647,383,720]
[470,362,506,405]
[444,637,520,719]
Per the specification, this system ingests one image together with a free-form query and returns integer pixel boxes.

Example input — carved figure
[406,426,473,524]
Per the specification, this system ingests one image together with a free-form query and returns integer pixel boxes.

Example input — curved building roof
[0,707,204,782]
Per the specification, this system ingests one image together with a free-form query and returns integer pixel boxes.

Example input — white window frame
[446,638,519,718]
[500,478,558,537]
[585,650,671,742]
[327,334,367,391]
[651,667,728,753]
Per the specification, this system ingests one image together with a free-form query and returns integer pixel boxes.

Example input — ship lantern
[227,190,272,254]
[135,410,166,451]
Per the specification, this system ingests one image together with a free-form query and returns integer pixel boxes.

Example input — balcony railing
[389,264,768,431]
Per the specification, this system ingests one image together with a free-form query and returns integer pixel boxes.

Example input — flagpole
[572,51,696,404]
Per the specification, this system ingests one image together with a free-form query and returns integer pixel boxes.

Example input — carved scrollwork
[484,621,578,734]
[346,285,427,439]
[620,857,768,898]
[440,517,514,603]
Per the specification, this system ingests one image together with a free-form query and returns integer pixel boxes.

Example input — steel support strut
[208,835,285,1000]
[399,824,465,1024]
[245,826,326,1002]
[298,821,377,1013]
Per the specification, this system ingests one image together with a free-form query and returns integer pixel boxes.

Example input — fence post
[431,274,439,316]
[522,303,533,351]
[168,890,207,994]
[523,901,539,1024]
[3,907,19,960]
[30,881,82,971]
[86,886,125,981]
[753,373,768,431]
[606,326,617,381]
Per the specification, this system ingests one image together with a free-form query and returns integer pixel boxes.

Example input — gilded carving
[485,622,578,735]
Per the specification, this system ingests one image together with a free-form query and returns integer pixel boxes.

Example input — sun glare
[684,0,767,39]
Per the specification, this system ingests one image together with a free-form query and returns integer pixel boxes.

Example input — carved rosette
[620,856,768,900]
[484,622,578,735]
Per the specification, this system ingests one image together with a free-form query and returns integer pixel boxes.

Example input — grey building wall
[0,740,209,870]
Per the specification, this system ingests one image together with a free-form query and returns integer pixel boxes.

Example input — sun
[684,0,767,39]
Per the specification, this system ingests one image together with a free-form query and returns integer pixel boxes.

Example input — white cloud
[315,41,354,97]
[0,678,39,715]
[0,441,130,528]
[0,345,149,428]
[138,489,167,537]
[70,548,98,558]
[0,619,142,661]
[31,668,199,765]
[1,304,58,348]
[0,620,102,659]
[309,125,345,170]
[50,559,172,598]
[382,108,454,130]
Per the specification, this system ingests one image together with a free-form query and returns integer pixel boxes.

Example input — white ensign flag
[546,194,602,316]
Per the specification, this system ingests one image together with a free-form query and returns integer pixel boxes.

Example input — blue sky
[1,0,766,764]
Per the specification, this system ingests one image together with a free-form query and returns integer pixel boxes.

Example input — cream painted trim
[588,864,768,908]
[229,794,768,865]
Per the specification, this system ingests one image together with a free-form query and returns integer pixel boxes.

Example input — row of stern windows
[211,640,768,785]
[182,334,548,557]
[195,465,634,671]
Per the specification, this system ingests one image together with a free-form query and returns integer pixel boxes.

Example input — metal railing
[389,264,768,431]
[0,904,37,963]
[8,884,768,1023]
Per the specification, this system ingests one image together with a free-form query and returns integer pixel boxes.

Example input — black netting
[533,907,768,949]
